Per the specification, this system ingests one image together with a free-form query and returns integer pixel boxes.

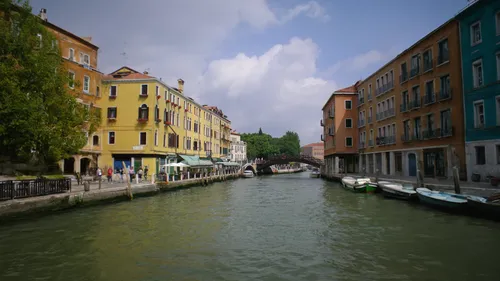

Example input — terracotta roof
[102,66,155,80]
[321,82,359,110]
[303,142,324,147]
[335,85,357,93]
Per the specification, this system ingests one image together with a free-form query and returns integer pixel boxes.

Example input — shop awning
[178,155,213,167]
[221,162,241,167]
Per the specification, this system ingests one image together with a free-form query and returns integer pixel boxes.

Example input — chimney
[39,8,47,21]
[177,79,184,93]
[143,71,149,75]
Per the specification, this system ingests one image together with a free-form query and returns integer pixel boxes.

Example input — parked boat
[243,171,255,178]
[467,195,500,221]
[416,188,474,210]
[310,168,321,178]
[341,176,376,193]
[378,181,417,201]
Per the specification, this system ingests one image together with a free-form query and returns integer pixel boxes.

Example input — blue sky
[30,0,468,145]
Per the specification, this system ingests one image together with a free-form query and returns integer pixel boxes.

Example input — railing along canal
[0,178,71,201]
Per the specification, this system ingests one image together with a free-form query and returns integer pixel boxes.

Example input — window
[368,84,372,99]
[154,105,160,121]
[438,39,449,65]
[497,11,500,36]
[110,85,117,97]
[108,132,115,144]
[400,62,408,82]
[426,114,434,132]
[107,107,117,119]
[163,133,166,147]
[68,71,75,88]
[140,84,148,96]
[423,49,433,71]
[96,86,100,97]
[92,135,99,146]
[83,75,90,93]
[440,109,452,136]
[425,80,435,104]
[154,130,158,146]
[69,48,74,61]
[138,104,149,120]
[345,118,352,128]
[497,96,500,125]
[36,33,42,48]
[345,100,352,109]
[474,101,484,128]
[403,120,410,139]
[475,146,485,165]
[345,137,353,147]
[83,54,90,66]
[139,132,147,145]
[410,54,420,77]
[155,86,159,96]
[472,59,483,88]
[470,21,482,45]
[496,53,500,81]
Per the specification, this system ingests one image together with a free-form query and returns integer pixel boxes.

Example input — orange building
[320,84,360,177]
[355,19,465,179]
[301,142,324,160]
[37,9,103,175]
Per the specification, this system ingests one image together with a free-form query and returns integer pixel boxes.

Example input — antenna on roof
[120,41,128,65]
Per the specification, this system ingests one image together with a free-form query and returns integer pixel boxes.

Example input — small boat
[416,188,475,210]
[341,176,376,193]
[242,171,255,178]
[467,194,500,220]
[310,168,321,178]
[378,181,417,200]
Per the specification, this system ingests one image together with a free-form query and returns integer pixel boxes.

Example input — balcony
[137,118,148,124]
[321,134,324,141]
[376,136,396,146]
[328,110,334,118]
[400,103,408,113]
[328,127,335,136]
[438,52,449,65]
[423,93,436,105]
[408,98,421,110]
[399,72,408,84]
[358,142,365,149]
[401,134,411,143]
[423,59,433,72]
[320,119,324,126]
[410,67,420,78]
[358,119,365,128]
[376,108,395,121]
[437,88,452,101]
[368,140,374,147]
[368,116,373,124]
[367,93,372,101]
[422,127,454,139]
[358,97,365,106]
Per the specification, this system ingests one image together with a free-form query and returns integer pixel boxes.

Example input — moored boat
[243,171,255,178]
[310,168,321,178]
[416,188,473,210]
[378,181,417,200]
[467,195,500,221]
[341,176,375,193]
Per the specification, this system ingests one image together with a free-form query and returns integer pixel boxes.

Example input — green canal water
[1,173,500,281]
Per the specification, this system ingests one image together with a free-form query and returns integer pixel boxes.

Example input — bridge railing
[256,154,324,165]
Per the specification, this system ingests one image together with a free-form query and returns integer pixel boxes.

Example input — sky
[30,0,468,145]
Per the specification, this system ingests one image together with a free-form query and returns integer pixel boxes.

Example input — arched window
[92,135,99,145]
[138,104,149,120]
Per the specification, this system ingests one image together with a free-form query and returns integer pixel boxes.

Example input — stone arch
[243,164,256,174]
[63,157,75,174]
[80,156,92,176]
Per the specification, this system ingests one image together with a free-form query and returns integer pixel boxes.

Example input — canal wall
[0,174,240,223]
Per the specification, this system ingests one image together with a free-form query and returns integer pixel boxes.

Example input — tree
[258,127,263,135]
[0,0,100,166]
[241,129,301,159]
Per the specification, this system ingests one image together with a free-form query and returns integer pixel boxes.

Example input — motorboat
[310,168,321,178]
[243,171,255,178]
[415,188,483,210]
[467,194,500,221]
[378,181,417,200]
[341,176,376,193]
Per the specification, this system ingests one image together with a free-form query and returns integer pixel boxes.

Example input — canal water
[1,173,500,281]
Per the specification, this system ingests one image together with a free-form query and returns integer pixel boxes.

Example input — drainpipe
[458,19,469,181]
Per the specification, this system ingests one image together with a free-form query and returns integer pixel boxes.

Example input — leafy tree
[0,0,100,166]
[258,127,263,135]
[241,129,301,159]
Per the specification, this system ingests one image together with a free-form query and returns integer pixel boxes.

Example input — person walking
[107,167,113,183]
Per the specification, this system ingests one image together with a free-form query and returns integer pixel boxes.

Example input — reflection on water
[1,173,500,281]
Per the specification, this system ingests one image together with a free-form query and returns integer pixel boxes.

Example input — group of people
[94,166,149,183]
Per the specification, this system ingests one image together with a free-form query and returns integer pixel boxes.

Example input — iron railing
[0,178,71,201]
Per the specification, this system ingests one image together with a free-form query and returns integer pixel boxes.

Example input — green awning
[178,155,213,167]
[213,158,223,162]
[221,162,241,167]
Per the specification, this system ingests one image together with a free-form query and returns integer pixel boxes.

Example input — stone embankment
[0,174,240,222]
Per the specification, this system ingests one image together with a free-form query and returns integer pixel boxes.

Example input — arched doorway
[63,158,75,174]
[81,157,91,175]
[408,153,417,177]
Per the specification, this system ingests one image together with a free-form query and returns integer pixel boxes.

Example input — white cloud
[198,37,336,144]
[281,1,331,23]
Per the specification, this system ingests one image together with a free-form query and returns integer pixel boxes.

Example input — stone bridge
[256,154,323,170]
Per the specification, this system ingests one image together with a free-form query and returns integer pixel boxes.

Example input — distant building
[229,131,247,163]
[301,142,324,160]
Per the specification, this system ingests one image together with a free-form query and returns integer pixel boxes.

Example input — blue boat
[415,188,484,211]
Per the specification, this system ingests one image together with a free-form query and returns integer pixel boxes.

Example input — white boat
[243,171,254,178]
[378,181,417,200]
[341,176,373,192]
[310,168,321,178]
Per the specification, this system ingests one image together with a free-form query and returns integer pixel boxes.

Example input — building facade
[321,85,359,177]
[203,106,232,160]
[229,132,247,164]
[301,142,324,160]
[98,66,230,174]
[37,9,103,175]
[456,0,500,181]
[355,19,466,179]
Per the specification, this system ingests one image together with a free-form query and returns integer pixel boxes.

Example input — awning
[213,158,223,162]
[178,155,213,167]
[221,162,241,167]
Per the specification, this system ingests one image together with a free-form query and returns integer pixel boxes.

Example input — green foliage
[0,0,99,165]
[241,129,301,159]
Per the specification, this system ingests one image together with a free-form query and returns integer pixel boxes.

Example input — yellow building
[98,66,232,174]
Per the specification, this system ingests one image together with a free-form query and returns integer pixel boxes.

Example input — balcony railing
[328,110,334,118]
[328,129,334,136]
[368,140,374,147]
[368,116,373,124]
[422,127,454,139]
[358,97,365,105]
[400,103,408,113]
[401,134,411,143]
[367,93,372,101]
[410,67,420,78]
[437,88,452,101]
[376,107,395,121]
[438,52,450,65]
[408,98,421,110]
[321,134,324,141]
[358,119,366,127]
[423,59,433,72]
[400,72,408,84]
[359,142,365,149]
[320,119,324,126]
[423,93,436,105]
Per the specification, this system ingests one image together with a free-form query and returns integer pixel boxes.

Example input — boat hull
[467,198,500,221]
[310,173,321,178]
[416,189,468,211]
[379,182,417,201]
[341,179,375,193]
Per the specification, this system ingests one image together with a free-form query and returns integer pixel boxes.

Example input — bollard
[151,173,155,184]
[84,181,90,192]
[98,177,102,190]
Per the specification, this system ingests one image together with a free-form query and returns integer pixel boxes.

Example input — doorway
[408,153,417,177]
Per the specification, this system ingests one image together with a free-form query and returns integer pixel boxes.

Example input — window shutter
[138,107,141,119]
[176,135,179,148]
[145,107,149,119]
[107,108,111,118]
